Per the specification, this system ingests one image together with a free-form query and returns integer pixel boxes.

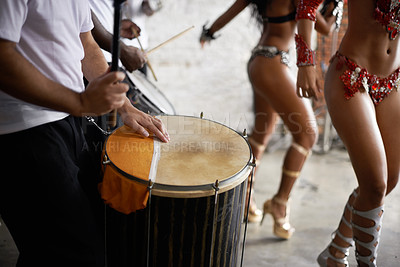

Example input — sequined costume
[249,45,290,66]
[332,0,400,104]
[295,0,323,66]
[331,52,400,105]
[250,8,295,66]
[297,0,400,104]
[374,0,400,40]
[296,0,323,21]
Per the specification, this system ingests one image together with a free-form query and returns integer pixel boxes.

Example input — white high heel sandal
[352,205,384,267]
[317,190,358,267]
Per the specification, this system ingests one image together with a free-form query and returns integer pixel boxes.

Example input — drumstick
[131,27,158,81]
[146,26,195,55]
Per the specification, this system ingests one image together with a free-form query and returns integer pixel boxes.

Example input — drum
[100,115,254,267]
[126,70,175,115]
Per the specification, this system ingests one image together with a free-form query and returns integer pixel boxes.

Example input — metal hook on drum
[209,180,220,267]
[146,180,154,267]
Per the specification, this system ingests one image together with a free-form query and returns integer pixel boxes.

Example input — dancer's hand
[296,66,322,101]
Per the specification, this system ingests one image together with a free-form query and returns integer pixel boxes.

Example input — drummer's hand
[118,99,170,143]
[296,66,322,101]
[120,19,141,39]
[120,45,147,72]
[199,39,208,49]
[141,0,155,16]
[80,70,128,116]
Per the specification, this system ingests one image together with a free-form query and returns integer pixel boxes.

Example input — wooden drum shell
[106,179,247,267]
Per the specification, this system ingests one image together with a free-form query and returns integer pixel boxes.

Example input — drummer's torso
[339,0,400,75]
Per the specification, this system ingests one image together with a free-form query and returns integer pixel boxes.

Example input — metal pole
[240,158,256,267]
[209,180,220,267]
[146,180,154,267]
[108,0,125,130]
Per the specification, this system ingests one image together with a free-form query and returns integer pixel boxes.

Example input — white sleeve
[81,0,94,33]
[0,0,28,42]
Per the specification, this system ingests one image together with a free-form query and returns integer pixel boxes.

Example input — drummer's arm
[90,10,146,72]
[80,31,109,81]
[0,38,103,117]
[80,29,170,142]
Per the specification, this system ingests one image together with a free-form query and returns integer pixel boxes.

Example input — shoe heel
[260,199,272,226]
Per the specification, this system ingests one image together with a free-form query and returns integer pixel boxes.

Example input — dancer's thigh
[249,57,316,145]
[376,90,400,193]
[324,63,387,193]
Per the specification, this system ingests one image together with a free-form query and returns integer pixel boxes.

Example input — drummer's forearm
[91,10,127,57]
[80,31,109,81]
[91,11,113,52]
[0,39,82,115]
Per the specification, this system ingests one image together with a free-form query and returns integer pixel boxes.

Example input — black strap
[263,11,296,24]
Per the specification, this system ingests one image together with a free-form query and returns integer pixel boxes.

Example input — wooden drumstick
[146,26,194,55]
[131,27,158,81]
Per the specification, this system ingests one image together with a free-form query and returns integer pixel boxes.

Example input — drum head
[105,115,252,197]
[126,70,175,115]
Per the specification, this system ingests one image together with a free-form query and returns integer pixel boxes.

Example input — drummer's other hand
[200,40,206,49]
[121,19,141,39]
[119,103,170,143]
[80,71,128,116]
[141,0,155,16]
[121,45,147,72]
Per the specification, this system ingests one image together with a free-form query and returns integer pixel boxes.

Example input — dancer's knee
[359,179,387,205]
[293,132,316,151]
[386,172,399,195]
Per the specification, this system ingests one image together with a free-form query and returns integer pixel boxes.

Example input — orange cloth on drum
[99,125,154,214]
[100,165,149,214]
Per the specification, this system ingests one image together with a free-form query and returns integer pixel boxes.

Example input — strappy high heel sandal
[247,200,263,223]
[317,190,357,267]
[261,196,295,239]
[352,205,384,267]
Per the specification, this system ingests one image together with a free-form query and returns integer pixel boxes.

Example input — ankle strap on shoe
[351,205,384,266]
[335,230,354,247]
[272,196,288,206]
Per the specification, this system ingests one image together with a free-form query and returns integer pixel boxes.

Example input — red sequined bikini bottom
[331,51,400,105]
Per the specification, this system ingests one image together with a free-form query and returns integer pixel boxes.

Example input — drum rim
[104,114,254,191]
[125,70,176,115]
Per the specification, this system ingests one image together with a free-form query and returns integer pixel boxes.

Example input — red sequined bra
[374,0,400,39]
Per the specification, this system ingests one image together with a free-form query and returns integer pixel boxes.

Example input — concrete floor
[1,145,400,266]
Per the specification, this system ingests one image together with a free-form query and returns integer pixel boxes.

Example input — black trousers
[0,116,105,267]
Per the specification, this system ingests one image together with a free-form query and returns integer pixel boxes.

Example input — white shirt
[89,0,149,63]
[89,0,118,63]
[0,0,93,134]
[123,0,149,50]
